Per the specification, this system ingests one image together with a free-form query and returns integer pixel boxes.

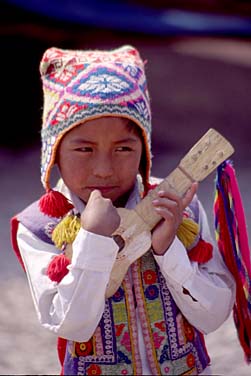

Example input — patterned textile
[62,253,210,375]
[11,193,211,375]
[39,45,152,192]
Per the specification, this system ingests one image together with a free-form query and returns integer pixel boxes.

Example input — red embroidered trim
[10,216,26,271]
[57,337,67,375]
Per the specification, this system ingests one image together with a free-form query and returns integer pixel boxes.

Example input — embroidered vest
[11,200,210,375]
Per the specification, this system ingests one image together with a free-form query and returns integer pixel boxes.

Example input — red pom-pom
[188,239,213,264]
[47,254,70,283]
[39,189,74,218]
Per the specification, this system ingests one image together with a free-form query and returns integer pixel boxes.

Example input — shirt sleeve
[17,223,119,342]
[153,199,236,334]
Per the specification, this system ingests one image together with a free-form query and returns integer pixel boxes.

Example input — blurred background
[1,0,251,374]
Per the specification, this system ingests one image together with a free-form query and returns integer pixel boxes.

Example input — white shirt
[16,179,235,374]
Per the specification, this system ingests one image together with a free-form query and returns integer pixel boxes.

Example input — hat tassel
[39,189,74,218]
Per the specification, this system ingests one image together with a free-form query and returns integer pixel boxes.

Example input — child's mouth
[87,186,117,195]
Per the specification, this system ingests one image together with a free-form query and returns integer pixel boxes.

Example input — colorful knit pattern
[214,160,251,363]
[39,45,152,191]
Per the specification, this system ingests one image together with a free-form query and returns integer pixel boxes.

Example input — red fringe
[217,190,251,362]
[188,239,213,264]
[39,189,74,218]
[47,254,70,283]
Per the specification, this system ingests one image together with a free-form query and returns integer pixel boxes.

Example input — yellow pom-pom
[52,215,81,249]
[177,217,199,250]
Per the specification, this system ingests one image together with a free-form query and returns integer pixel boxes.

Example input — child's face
[57,117,143,206]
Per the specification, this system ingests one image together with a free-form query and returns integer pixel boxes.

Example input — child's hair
[126,120,147,185]
[38,45,152,217]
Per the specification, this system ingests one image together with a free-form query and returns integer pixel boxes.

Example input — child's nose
[93,155,113,178]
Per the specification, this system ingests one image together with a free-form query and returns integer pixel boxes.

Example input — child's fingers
[157,188,180,201]
[152,196,180,210]
[181,182,198,209]
[154,206,175,221]
[152,182,198,215]
[152,195,182,225]
[89,189,103,199]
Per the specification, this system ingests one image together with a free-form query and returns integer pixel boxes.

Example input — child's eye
[76,147,93,152]
[116,146,132,152]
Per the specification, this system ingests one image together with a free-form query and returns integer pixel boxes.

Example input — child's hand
[151,182,198,255]
[81,190,120,237]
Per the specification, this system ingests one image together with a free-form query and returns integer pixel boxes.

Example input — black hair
[125,120,147,187]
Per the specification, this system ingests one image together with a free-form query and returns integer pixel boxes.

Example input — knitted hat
[39,45,152,217]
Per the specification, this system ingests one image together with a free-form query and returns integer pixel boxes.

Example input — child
[11,45,235,375]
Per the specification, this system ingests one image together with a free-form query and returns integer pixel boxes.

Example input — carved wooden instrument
[105,128,234,298]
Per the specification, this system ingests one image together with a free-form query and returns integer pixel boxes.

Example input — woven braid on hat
[38,45,152,217]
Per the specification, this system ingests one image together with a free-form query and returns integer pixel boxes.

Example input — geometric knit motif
[63,252,210,375]
[39,45,152,190]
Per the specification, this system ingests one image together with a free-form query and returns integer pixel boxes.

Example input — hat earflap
[39,135,74,218]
